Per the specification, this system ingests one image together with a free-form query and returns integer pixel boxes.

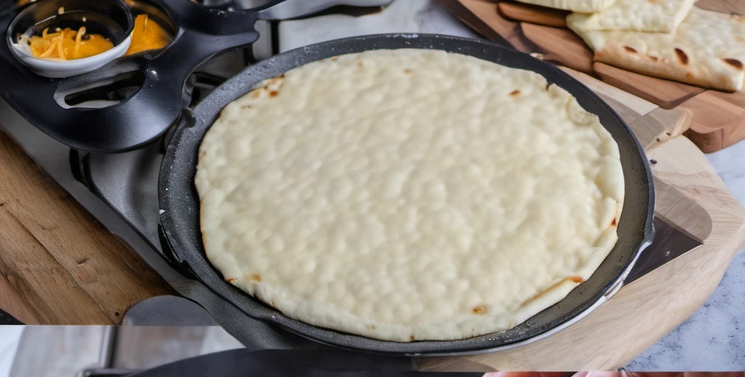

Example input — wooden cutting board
[0,130,174,325]
[444,0,745,153]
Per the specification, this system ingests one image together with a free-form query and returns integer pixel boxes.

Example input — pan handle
[255,0,392,20]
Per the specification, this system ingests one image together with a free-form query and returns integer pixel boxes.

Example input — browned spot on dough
[270,301,275,307]
[624,46,637,53]
[510,90,521,97]
[199,150,206,158]
[240,104,251,109]
[251,274,261,282]
[358,62,364,67]
[649,56,659,62]
[522,276,585,307]
[269,90,279,97]
[675,48,689,65]
[723,58,743,69]
[611,218,617,226]
[226,278,237,283]
[472,305,487,314]
[332,56,339,61]
[410,335,415,341]
[732,14,745,22]
[251,90,261,99]
[685,72,694,80]
[367,324,376,330]
[404,69,412,74]
[569,276,584,283]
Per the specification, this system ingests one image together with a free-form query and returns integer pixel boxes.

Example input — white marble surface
[278,0,478,52]
[278,0,745,370]
[0,327,23,377]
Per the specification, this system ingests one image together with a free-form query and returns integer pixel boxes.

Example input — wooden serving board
[444,0,745,153]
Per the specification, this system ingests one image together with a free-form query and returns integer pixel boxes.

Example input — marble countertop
[278,0,744,370]
[627,144,745,370]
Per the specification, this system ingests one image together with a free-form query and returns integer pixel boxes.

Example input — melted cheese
[125,14,170,56]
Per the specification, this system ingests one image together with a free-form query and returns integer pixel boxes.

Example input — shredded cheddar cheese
[22,14,170,61]
[27,27,113,60]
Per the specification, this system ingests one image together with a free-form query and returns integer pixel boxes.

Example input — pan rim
[158,33,655,355]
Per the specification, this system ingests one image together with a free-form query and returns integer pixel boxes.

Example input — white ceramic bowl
[6,0,134,79]
[9,35,132,78]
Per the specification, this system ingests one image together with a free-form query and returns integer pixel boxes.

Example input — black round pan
[158,34,655,355]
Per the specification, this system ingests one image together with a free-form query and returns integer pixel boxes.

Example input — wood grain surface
[593,62,705,109]
[497,1,567,27]
[521,23,593,74]
[441,0,536,52]
[682,92,745,153]
[0,130,173,324]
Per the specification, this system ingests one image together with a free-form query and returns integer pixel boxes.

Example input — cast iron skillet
[158,34,655,355]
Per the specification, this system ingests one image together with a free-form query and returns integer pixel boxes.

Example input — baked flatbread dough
[515,0,616,13]
[566,0,696,33]
[569,8,745,91]
[196,49,624,342]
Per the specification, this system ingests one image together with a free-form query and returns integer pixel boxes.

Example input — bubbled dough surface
[566,0,696,33]
[515,0,616,13]
[195,50,624,342]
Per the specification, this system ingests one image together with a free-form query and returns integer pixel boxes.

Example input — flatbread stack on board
[518,0,745,92]
[566,0,697,33]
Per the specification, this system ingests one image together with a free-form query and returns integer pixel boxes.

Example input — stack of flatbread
[516,0,745,92]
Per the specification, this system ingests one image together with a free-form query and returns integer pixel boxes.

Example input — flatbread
[514,0,616,13]
[566,0,696,33]
[195,49,624,342]
[569,8,745,92]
